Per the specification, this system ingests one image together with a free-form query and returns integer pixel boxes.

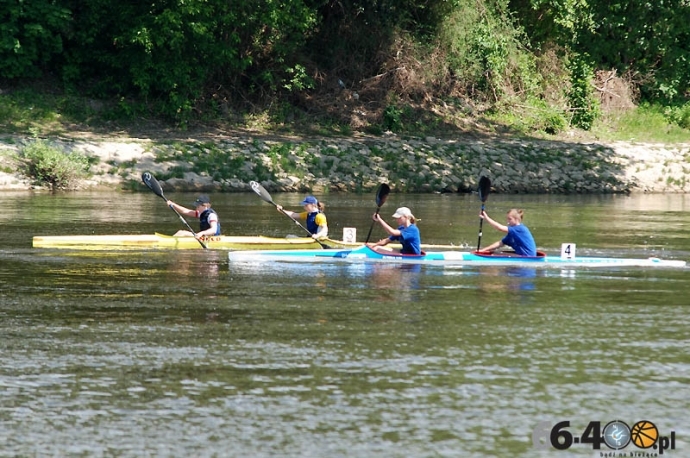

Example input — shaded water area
[1,190,689,457]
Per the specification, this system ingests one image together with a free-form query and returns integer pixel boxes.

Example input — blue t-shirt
[502,224,536,256]
[389,224,421,255]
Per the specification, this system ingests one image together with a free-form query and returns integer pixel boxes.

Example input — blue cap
[300,196,318,205]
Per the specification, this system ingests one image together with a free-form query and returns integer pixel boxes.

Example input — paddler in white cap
[367,206,421,254]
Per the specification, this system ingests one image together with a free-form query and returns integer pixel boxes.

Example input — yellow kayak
[32,233,470,251]
[31,233,361,250]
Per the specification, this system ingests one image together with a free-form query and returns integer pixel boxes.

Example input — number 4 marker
[561,243,576,259]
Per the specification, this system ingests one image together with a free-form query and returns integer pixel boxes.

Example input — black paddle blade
[478,176,491,203]
[375,183,391,208]
[250,180,276,205]
[365,182,391,244]
[142,172,165,199]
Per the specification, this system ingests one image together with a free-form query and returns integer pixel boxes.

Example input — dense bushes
[1,0,688,132]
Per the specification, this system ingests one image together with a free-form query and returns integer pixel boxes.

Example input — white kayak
[227,245,687,268]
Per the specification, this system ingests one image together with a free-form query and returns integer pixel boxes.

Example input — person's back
[479,208,536,256]
[395,221,421,254]
[503,223,536,256]
[198,207,221,235]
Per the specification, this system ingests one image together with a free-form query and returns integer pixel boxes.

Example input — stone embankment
[1,133,689,193]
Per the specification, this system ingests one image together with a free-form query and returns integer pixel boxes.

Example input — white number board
[561,243,576,259]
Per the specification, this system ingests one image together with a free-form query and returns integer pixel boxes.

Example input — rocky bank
[1,133,689,193]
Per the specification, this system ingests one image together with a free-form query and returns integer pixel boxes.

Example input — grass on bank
[2,87,690,144]
[588,104,690,143]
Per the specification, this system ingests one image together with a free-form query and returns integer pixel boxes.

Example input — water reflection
[358,263,423,302]
[4,192,690,457]
[440,265,539,301]
[470,266,536,303]
[166,250,224,286]
[506,266,537,289]
[228,260,426,303]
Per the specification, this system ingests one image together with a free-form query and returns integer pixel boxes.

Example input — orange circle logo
[630,421,658,448]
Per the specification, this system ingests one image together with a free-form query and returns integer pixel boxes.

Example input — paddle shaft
[165,198,209,249]
[477,202,485,251]
[274,204,312,237]
[364,207,382,244]
[249,181,327,247]
[279,207,329,248]
[142,172,208,249]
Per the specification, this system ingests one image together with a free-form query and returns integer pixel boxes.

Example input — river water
[1,190,689,457]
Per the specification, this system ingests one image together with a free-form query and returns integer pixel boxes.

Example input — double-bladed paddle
[364,183,391,244]
[249,180,327,248]
[142,172,208,249]
[476,175,491,251]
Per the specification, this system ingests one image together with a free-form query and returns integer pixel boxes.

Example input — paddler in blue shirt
[367,206,422,255]
[479,208,536,256]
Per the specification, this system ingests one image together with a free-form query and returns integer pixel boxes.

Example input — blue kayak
[227,245,687,268]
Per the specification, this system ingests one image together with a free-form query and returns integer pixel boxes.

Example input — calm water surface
[1,191,689,457]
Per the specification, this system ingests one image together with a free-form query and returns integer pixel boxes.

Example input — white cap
[392,207,413,218]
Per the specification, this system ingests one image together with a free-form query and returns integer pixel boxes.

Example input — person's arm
[275,205,298,219]
[481,211,508,233]
[313,214,328,239]
[196,220,218,238]
[313,225,328,239]
[373,213,401,237]
[481,240,504,252]
[166,200,197,217]
[368,237,391,248]
[366,214,398,248]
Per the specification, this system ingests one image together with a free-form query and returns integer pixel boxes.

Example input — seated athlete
[166,194,221,238]
[276,195,328,239]
[479,208,536,256]
[367,206,421,255]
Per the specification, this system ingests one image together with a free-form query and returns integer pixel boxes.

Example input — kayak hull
[227,246,687,268]
[32,233,471,251]
[33,233,330,250]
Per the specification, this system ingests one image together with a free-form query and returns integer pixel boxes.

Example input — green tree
[0,0,71,78]
[61,0,319,120]
[583,1,690,103]
[510,0,690,105]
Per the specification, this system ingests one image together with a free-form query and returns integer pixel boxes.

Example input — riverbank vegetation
[1,0,689,144]
[19,140,93,189]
